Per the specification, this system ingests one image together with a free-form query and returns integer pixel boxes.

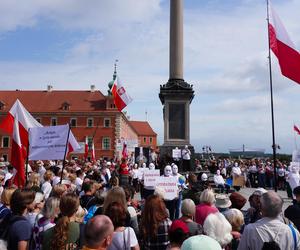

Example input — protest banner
[144,169,160,186]
[172,148,182,159]
[29,124,70,160]
[156,176,178,200]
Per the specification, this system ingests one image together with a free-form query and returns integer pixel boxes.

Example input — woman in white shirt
[214,170,229,193]
[105,201,139,250]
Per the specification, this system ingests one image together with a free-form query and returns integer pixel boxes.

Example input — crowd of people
[0,155,299,250]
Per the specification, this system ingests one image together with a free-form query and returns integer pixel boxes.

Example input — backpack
[0,214,26,242]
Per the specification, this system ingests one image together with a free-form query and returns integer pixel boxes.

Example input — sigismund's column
[159,0,194,151]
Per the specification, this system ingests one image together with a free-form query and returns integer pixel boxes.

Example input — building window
[70,118,77,127]
[87,118,93,128]
[87,136,93,150]
[102,137,111,150]
[150,137,153,143]
[51,117,57,126]
[143,137,147,143]
[62,102,70,111]
[104,118,111,128]
[2,136,9,148]
[36,118,42,124]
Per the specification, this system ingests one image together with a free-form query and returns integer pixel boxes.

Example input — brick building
[129,121,157,149]
[0,86,156,161]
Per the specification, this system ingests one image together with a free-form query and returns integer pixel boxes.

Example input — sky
[0,0,300,154]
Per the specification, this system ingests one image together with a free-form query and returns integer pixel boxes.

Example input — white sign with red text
[144,169,160,186]
[156,176,178,200]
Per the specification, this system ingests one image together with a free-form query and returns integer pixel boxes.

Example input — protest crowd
[0,154,300,250]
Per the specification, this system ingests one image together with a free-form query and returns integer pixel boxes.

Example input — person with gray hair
[179,199,203,235]
[83,215,114,250]
[238,191,300,250]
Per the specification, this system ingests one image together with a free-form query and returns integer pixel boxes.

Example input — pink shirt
[195,203,218,225]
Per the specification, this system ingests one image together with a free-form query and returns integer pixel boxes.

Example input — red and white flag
[91,142,96,162]
[294,125,300,135]
[122,142,128,159]
[0,100,40,187]
[84,137,89,160]
[111,77,132,111]
[268,1,300,84]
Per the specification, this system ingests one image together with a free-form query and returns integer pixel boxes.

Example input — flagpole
[60,124,71,184]
[293,122,298,150]
[267,0,278,192]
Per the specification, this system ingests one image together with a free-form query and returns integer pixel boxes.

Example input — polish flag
[294,125,300,135]
[111,77,132,111]
[122,142,128,159]
[0,100,40,187]
[268,1,300,84]
[91,142,96,162]
[68,131,81,153]
[84,137,89,160]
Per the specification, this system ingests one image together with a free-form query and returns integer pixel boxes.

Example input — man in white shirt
[238,191,300,250]
[182,145,191,172]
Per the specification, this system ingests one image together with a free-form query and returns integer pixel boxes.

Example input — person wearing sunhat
[215,194,232,213]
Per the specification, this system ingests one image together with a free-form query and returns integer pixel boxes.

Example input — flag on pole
[111,77,132,111]
[268,1,300,84]
[122,142,128,159]
[84,137,89,160]
[91,142,96,162]
[0,100,41,187]
[294,125,300,135]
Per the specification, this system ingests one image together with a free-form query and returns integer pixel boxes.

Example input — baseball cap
[169,220,189,234]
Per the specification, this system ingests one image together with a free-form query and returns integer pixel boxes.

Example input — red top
[195,203,218,225]
[120,163,129,175]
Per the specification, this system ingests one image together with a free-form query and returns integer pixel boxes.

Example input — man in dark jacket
[284,186,300,231]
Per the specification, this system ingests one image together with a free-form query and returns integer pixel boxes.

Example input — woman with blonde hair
[26,173,41,191]
[0,187,16,221]
[32,197,60,249]
[42,193,80,250]
[195,188,218,225]
[42,170,53,199]
[223,209,244,250]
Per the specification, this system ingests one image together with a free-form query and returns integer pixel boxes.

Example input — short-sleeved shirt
[8,218,32,250]
[107,227,138,250]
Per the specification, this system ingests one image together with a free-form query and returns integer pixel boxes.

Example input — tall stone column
[159,0,195,170]
[170,0,183,80]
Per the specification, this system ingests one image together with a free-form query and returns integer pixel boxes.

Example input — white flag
[29,125,70,160]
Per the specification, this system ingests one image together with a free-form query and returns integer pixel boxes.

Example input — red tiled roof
[0,90,109,112]
[129,121,157,136]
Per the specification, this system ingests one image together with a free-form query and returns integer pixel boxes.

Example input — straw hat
[215,194,232,209]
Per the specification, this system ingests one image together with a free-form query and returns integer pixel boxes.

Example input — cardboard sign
[172,148,182,159]
[233,176,245,187]
[156,176,178,200]
[144,169,160,186]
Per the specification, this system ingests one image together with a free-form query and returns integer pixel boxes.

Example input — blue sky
[0,0,300,154]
